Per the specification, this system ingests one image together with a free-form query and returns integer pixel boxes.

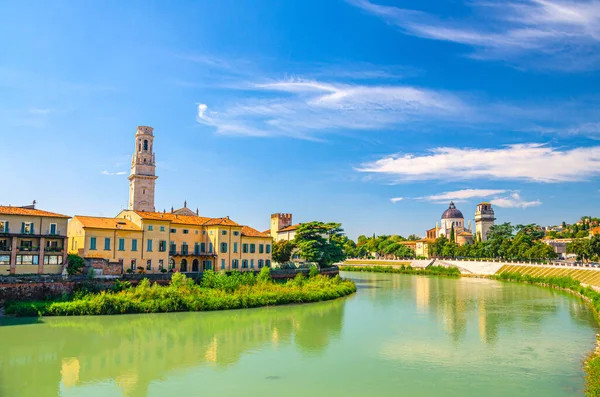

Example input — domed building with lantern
[436,201,473,245]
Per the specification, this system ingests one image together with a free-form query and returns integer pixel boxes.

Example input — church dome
[441,201,464,219]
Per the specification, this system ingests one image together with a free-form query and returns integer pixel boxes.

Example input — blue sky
[1,0,599,239]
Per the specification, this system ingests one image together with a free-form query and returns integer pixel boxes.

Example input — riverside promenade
[342,259,600,288]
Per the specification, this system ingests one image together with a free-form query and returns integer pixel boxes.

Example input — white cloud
[491,193,542,208]
[390,197,404,203]
[347,0,600,71]
[421,189,508,202]
[101,170,127,176]
[358,143,600,182]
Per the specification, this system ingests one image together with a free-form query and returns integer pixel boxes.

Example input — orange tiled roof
[262,229,271,234]
[74,216,141,231]
[591,226,600,235]
[416,238,435,243]
[132,211,240,227]
[279,224,300,232]
[0,206,70,218]
[204,217,240,226]
[241,226,271,238]
[135,211,211,226]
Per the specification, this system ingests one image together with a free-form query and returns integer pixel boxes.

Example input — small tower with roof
[475,202,495,242]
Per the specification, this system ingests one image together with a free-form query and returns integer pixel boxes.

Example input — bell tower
[128,126,158,212]
[475,202,495,242]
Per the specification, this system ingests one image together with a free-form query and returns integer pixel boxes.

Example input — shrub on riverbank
[492,271,600,397]
[4,270,356,317]
[339,265,461,277]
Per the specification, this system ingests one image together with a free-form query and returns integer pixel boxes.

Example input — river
[0,272,598,397]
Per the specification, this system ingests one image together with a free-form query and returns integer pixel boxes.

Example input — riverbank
[4,270,356,317]
[490,272,600,397]
[339,265,461,277]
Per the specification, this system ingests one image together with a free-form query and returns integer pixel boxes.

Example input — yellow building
[69,209,273,275]
[400,238,435,258]
[67,216,149,273]
[0,204,70,275]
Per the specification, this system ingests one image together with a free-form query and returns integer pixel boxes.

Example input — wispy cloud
[393,188,541,209]
[28,108,52,115]
[390,197,404,203]
[492,193,542,208]
[358,143,600,182]
[421,189,508,202]
[196,77,469,139]
[347,0,600,71]
[101,170,127,176]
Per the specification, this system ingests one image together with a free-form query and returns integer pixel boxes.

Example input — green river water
[0,272,598,397]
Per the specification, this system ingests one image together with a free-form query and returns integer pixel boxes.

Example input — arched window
[143,140,148,151]
[168,258,175,270]
[180,259,188,272]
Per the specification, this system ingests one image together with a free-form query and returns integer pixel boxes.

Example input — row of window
[227,259,271,270]
[90,238,169,252]
[89,237,271,256]
[146,226,241,238]
[0,254,63,265]
[0,221,59,235]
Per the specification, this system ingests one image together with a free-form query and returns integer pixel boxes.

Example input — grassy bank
[4,269,356,317]
[343,260,412,266]
[339,265,461,277]
[492,272,600,397]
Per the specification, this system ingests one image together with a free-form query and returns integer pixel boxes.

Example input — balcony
[45,246,64,253]
[18,246,39,252]
[169,251,215,256]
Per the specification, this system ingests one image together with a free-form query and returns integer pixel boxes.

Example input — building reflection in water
[0,299,345,397]
[412,275,592,345]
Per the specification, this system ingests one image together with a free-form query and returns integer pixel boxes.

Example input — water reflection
[0,299,345,397]
[348,273,596,346]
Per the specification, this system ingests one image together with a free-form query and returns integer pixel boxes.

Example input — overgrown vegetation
[339,265,461,277]
[492,271,600,397]
[66,254,85,275]
[4,267,356,317]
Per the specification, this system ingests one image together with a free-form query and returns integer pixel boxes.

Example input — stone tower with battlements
[475,202,495,242]
[270,213,292,239]
[128,126,158,212]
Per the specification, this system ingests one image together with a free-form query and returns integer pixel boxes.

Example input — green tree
[294,222,346,267]
[407,234,421,241]
[431,236,448,257]
[567,239,591,262]
[272,240,295,264]
[66,254,85,275]
[450,225,455,242]
[590,234,600,260]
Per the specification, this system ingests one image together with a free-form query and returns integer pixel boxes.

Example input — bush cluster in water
[493,272,600,397]
[339,265,461,277]
[4,267,356,317]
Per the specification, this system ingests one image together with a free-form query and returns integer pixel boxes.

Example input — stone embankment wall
[342,259,434,268]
